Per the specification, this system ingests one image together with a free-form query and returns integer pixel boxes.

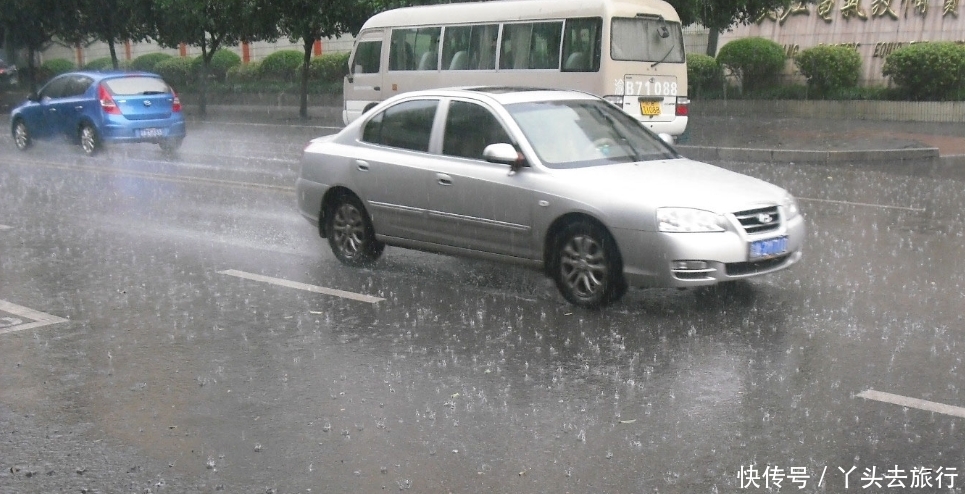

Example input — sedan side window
[442,100,512,160]
[361,99,438,152]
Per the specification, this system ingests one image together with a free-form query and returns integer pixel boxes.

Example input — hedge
[129,52,173,73]
[795,45,861,95]
[882,42,965,101]
[716,37,786,93]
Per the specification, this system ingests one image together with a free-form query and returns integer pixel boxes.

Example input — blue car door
[57,75,96,138]
[31,75,71,138]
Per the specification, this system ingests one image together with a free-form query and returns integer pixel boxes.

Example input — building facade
[719,0,965,86]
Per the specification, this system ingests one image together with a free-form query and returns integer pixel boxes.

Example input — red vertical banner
[242,42,251,63]
[313,40,322,57]
[124,40,132,61]
[179,43,187,57]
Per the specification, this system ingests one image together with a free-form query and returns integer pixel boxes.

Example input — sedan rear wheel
[13,120,31,151]
[79,124,99,156]
[326,194,384,266]
[552,221,625,308]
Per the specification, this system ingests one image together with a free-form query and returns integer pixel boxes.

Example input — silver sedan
[296,88,804,308]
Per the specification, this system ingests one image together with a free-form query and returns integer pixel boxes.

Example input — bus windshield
[610,17,684,63]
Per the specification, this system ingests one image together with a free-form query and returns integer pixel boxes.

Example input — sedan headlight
[657,208,725,233]
[781,193,801,219]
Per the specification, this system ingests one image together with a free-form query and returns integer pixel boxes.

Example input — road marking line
[7,158,295,193]
[857,389,965,419]
[798,197,925,212]
[218,269,384,304]
[0,300,68,335]
[0,225,11,231]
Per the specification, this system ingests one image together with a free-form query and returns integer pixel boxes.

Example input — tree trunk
[27,46,38,94]
[199,41,208,117]
[300,37,313,119]
[706,28,720,57]
[108,39,119,69]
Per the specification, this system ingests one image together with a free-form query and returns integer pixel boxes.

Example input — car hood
[553,158,788,213]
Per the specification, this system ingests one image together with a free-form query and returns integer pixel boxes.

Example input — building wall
[718,0,965,86]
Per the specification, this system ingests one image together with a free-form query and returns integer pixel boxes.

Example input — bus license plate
[749,236,787,260]
[139,128,163,138]
[639,100,661,116]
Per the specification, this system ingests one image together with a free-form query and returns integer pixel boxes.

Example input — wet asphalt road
[1,114,964,493]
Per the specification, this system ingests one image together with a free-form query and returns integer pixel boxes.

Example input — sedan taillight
[172,91,182,113]
[98,84,121,115]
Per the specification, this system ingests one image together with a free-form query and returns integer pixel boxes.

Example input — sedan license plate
[639,100,661,116]
[139,128,164,138]
[749,236,787,260]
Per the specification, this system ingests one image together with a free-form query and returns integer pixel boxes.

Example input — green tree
[151,0,277,115]
[670,0,792,55]
[63,0,155,69]
[274,0,392,118]
[0,0,80,92]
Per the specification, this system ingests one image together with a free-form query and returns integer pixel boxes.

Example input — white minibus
[343,0,689,137]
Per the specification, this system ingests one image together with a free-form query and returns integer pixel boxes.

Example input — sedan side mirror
[483,143,525,169]
[27,92,40,102]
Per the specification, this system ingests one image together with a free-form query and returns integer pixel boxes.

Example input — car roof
[55,70,163,81]
[393,86,600,106]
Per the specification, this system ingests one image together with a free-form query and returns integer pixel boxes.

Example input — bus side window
[500,22,562,70]
[561,17,602,72]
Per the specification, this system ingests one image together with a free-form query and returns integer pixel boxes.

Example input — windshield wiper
[651,45,675,68]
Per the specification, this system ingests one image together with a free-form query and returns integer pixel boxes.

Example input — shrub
[882,41,965,101]
[686,53,722,96]
[190,49,242,82]
[310,52,350,83]
[83,57,118,71]
[258,50,304,82]
[35,58,76,82]
[154,57,194,88]
[794,45,861,95]
[226,61,262,83]
[716,37,786,94]
[129,52,173,72]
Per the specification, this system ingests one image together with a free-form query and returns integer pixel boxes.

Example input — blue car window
[39,76,70,100]
[102,76,171,95]
[65,75,93,97]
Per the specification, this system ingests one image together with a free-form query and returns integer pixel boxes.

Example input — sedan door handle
[355,160,370,171]
[436,173,452,186]
[75,105,84,110]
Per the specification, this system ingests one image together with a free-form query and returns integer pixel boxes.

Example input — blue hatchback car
[10,70,186,155]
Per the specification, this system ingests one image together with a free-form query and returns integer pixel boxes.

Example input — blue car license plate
[139,128,164,138]
[749,236,787,259]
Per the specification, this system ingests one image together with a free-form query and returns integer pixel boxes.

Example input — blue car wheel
[13,119,31,151]
[79,124,99,156]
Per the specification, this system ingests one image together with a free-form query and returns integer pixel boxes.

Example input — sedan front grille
[733,206,781,235]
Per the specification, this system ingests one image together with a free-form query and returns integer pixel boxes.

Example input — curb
[675,145,940,164]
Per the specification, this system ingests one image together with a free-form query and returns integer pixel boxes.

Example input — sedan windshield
[506,99,679,168]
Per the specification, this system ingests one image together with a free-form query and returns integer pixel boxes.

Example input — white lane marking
[218,269,384,304]
[6,158,294,193]
[0,225,12,231]
[857,389,965,419]
[798,197,925,212]
[202,121,342,130]
[0,300,68,335]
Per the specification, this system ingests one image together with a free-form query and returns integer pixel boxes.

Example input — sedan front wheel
[552,221,625,308]
[326,194,384,266]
